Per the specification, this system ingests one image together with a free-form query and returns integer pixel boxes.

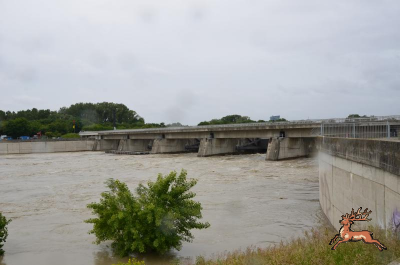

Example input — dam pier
[80,121,321,160]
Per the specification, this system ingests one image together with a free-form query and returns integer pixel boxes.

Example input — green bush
[45,131,61,138]
[113,258,145,265]
[0,212,11,256]
[82,124,114,131]
[61,133,80,138]
[85,170,210,256]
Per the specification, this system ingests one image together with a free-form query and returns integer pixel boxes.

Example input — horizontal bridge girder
[102,135,128,140]
[128,134,162,140]
[126,129,314,140]
[88,123,319,140]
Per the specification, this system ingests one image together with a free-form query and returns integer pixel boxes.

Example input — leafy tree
[85,170,210,256]
[3,118,32,138]
[29,120,42,134]
[37,109,51,120]
[0,110,5,121]
[166,122,185,127]
[270,118,287,122]
[82,124,114,131]
[0,212,11,256]
[347,114,369,119]
[0,102,158,136]
[198,115,255,126]
[61,133,80,138]
[198,121,210,126]
[221,114,254,124]
[48,120,69,135]
[45,131,61,138]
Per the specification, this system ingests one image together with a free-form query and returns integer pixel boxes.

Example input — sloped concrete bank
[0,140,96,154]
[318,137,400,230]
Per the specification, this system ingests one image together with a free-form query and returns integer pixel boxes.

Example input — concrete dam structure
[0,139,95,155]
[79,118,400,231]
[80,122,320,160]
[318,137,400,231]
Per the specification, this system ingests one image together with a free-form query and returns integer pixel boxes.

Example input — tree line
[0,102,165,139]
[0,103,288,139]
[197,114,287,126]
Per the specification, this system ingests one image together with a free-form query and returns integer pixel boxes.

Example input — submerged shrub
[0,212,11,256]
[86,170,210,256]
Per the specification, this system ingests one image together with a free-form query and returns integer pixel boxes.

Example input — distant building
[270,115,280,121]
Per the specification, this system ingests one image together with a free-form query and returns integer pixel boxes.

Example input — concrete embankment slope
[318,137,400,230]
[0,140,96,154]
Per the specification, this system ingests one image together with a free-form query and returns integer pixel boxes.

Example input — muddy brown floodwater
[0,152,322,265]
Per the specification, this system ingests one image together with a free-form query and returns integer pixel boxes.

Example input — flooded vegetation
[0,152,321,265]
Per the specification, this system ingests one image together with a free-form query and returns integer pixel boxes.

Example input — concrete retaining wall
[318,137,400,230]
[0,140,96,154]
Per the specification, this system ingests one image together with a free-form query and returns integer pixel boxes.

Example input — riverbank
[194,225,400,265]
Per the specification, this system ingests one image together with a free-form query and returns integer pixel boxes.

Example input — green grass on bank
[194,225,400,265]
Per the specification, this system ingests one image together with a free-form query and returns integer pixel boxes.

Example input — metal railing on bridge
[311,115,400,139]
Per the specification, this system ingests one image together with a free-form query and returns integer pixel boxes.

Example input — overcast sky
[0,0,399,125]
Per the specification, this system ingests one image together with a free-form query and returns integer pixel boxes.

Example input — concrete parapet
[318,137,400,176]
[151,139,196,154]
[318,137,400,231]
[266,137,316,161]
[197,138,239,157]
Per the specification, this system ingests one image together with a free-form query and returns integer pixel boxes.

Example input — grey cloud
[0,0,399,122]
[117,53,136,70]
[139,9,159,24]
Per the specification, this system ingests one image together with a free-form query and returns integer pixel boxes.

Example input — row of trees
[0,102,166,139]
[0,104,289,138]
[198,114,287,126]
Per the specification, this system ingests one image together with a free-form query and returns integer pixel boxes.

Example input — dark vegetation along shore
[0,102,287,139]
[0,102,166,139]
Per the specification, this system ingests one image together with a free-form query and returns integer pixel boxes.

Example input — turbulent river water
[0,152,322,265]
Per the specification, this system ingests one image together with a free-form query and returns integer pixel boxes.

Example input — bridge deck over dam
[80,122,320,139]
[79,118,400,160]
[79,121,321,160]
